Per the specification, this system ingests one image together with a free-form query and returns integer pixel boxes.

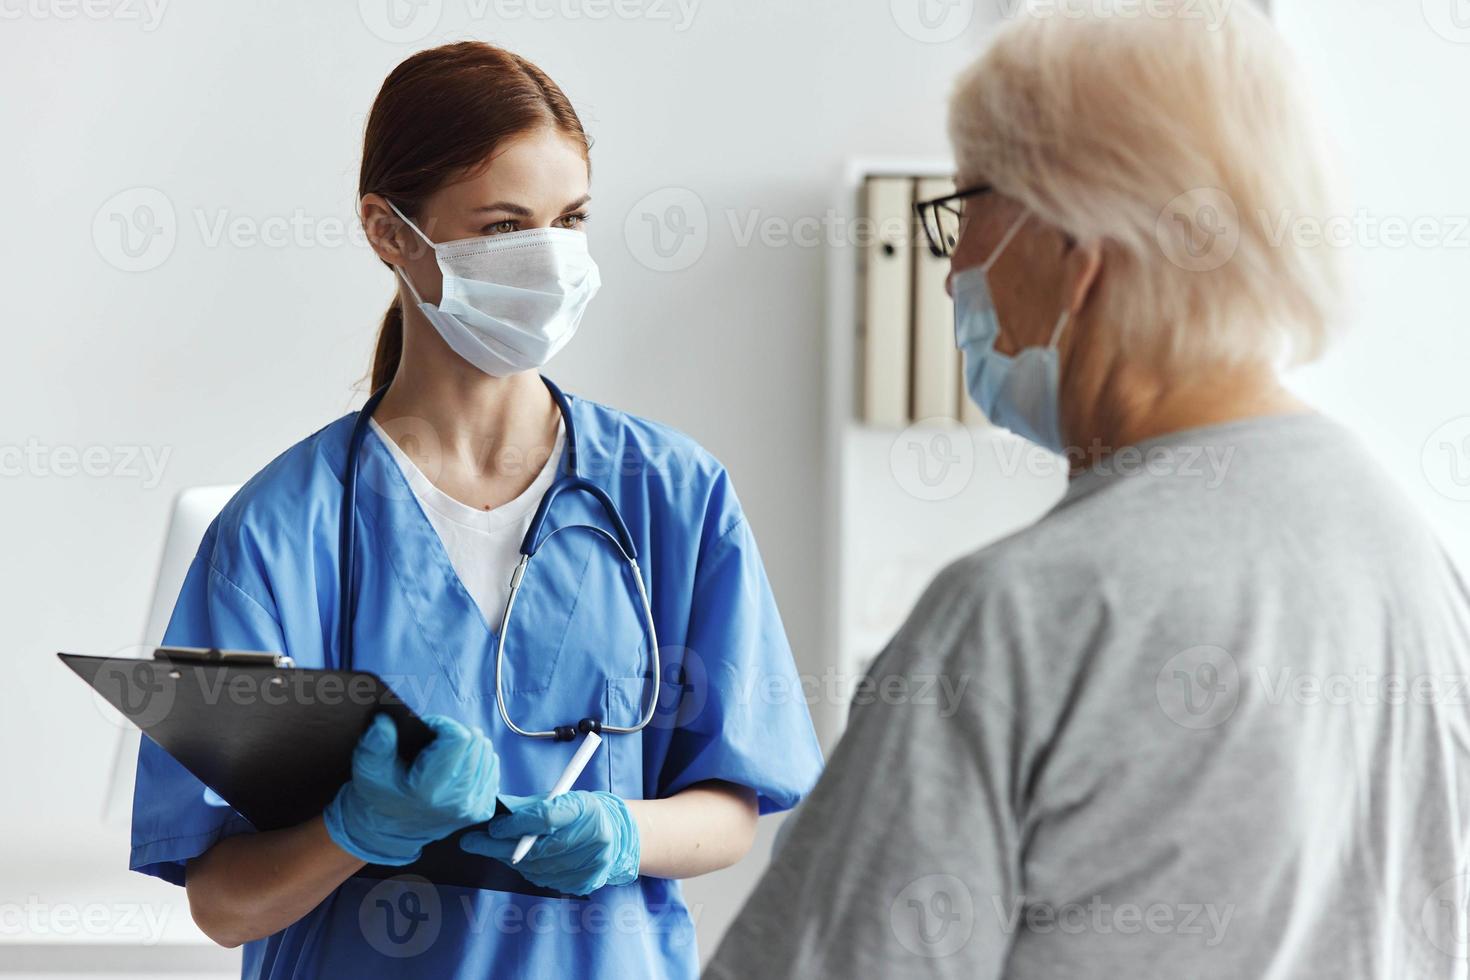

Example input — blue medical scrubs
[130,386,824,978]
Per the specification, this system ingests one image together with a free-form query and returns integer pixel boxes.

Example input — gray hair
[949,1,1343,369]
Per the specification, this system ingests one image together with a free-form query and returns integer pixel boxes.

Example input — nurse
[130,42,822,978]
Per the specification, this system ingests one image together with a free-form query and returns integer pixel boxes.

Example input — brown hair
[358,42,590,391]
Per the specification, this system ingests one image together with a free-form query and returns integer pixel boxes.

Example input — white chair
[103,486,241,824]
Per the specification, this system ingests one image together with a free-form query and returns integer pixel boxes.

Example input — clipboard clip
[152,646,295,669]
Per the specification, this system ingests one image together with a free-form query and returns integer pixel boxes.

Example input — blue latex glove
[459,791,640,895]
[323,714,500,865]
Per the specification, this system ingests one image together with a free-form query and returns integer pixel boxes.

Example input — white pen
[511,731,603,865]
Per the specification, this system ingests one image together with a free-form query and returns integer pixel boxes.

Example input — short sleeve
[129,535,286,885]
[656,513,823,814]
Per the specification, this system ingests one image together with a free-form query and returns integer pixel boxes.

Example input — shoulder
[564,391,740,539]
[200,414,356,586]
[565,392,724,479]
[886,489,1117,690]
[931,493,1101,606]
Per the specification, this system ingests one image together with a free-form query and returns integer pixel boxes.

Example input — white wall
[0,0,998,971]
[1275,0,1470,566]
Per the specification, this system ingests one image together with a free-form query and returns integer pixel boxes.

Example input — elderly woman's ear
[1060,236,1103,324]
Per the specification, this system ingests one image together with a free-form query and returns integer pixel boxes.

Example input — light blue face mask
[953,211,1072,454]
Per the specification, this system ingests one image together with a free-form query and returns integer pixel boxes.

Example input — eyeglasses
[914,184,993,258]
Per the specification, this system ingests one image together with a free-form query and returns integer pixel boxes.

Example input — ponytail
[370,297,403,392]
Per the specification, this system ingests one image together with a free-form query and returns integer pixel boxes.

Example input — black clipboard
[60,648,571,899]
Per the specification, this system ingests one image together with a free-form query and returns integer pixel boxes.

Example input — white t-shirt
[370,418,565,627]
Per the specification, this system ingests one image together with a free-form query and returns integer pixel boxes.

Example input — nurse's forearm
[625,781,758,879]
[186,815,364,948]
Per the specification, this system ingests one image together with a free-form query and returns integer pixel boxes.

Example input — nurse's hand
[459,791,640,896]
[323,713,500,866]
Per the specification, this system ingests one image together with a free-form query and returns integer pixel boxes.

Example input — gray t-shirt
[707,413,1470,980]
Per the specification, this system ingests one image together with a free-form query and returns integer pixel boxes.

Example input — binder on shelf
[858,176,914,427]
[911,177,959,422]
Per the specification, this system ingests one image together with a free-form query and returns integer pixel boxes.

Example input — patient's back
[707,412,1470,980]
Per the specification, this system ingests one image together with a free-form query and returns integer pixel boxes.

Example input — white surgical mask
[953,211,1071,454]
[388,200,600,377]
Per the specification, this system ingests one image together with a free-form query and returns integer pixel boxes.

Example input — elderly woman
[707,4,1470,979]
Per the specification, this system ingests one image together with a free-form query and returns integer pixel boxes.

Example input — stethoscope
[337,376,660,742]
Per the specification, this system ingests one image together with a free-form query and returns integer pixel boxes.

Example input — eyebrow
[472,194,592,218]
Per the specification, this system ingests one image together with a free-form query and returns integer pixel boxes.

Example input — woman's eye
[557,212,589,230]
[483,220,519,236]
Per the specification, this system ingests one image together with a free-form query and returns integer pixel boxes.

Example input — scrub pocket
[605,676,649,798]
[605,671,696,800]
